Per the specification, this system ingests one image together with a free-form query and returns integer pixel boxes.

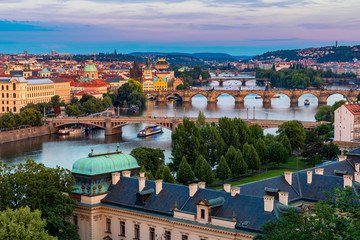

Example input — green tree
[0,160,78,239]
[231,149,244,176]
[139,165,154,180]
[201,124,226,166]
[171,118,205,170]
[279,134,292,157]
[196,111,206,127]
[50,95,61,108]
[302,130,324,165]
[267,142,289,167]
[217,156,231,183]
[199,160,214,185]
[161,165,175,184]
[65,104,82,117]
[0,207,57,240]
[315,105,333,122]
[130,147,165,177]
[243,143,261,172]
[255,187,360,240]
[254,138,267,164]
[322,142,340,161]
[102,95,112,108]
[238,150,248,174]
[277,120,306,150]
[177,157,194,184]
[249,124,264,143]
[117,79,146,108]
[225,145,237,167]
[194,155,206,179]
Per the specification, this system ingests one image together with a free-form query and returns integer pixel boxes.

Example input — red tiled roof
[74,89,102,96]
[344,103,360,115]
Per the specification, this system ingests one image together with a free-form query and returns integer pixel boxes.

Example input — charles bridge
[48,116,326,136]
[145,89,360,107]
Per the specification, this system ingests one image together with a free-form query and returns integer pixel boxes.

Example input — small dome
[40,68,50,73]
[72,149,139,176]
[84,61,98,73]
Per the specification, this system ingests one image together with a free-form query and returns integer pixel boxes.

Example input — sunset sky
[0,0,359,55]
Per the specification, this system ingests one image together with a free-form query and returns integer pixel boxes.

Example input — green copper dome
[72,148,139,176]
[83,61,98,73]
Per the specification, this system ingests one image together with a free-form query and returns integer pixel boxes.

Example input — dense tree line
[0,160,78,239]
[171,113,302,185]
[115,79,146,108]
[0,108,43,129]
[65,94,112,116]
[172,65,211,89]
[256,68,325,89]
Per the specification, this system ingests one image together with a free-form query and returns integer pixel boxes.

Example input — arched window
[6,106,9,111]
[6,93,9,98]
[13,83,16,90]
[1,85,3,90]
[6,85,9,90]
[2,93,4,98]
[13,93,16,98]
[2,107,4,112]
[13,107,16,112]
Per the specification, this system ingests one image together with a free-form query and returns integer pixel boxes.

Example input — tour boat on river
[304,99,310,106]
[137,125,163,137]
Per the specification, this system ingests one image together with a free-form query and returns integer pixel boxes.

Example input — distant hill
[129,52,248,62]
[254,45,360,62]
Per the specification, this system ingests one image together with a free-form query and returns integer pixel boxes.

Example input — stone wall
[0,125,51,144]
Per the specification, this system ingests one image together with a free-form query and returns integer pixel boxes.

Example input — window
[13,107,16,112]
[149,227,155,240]
[134,224,140,239]
[13,93,16,98]
[106,218,111,233]
[73,216,78,226]
[201,209,205,219]
[120,221,125,236]
[13,83,16,90]
[6,85,8,90]
[165,231,171,240]
[182,235,188,240]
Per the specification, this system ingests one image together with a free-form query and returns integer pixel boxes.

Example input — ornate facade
[153,78,167,91]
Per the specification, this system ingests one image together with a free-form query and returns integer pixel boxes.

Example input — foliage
[267,142,289,167]
[116,79,146,108]
[199,160,214,185]
[65,94,112,116]
[0,207,57,240]
[315,105,333,122]
[130,147,165,177]
[302,130,324,165]
[279,134,292,157]
[243,143,261,172]
[322,142,340,161]
[217,156,231,182]
[196,111,206,127]
[200,124,226,166]
[249,124,264,143]
[139,165,154,180]
[225,145,237,167]
[0,108,43,129]
[160,165,175,184]
[277,120,306,150]
[254,138,267,164]
[217,117,250,149]
[231,149,247,175]
[0,160,78,239]
[171,118,205,171]
[255,187,360,240]
[177,157,194,184]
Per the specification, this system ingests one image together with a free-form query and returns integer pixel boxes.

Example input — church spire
[146,58,151,68]
[133,57,139,69]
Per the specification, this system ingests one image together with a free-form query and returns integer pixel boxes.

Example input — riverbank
[0,125,51,144]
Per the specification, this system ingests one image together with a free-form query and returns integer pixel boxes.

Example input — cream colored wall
[54,82,71,104]
[334,105,355,142]
[73,205,254,240]
[0,81,28,114]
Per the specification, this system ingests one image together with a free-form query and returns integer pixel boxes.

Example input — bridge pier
[105,118,123,136]
[242,81,246,86]
[290,98,298,107]
[263,98,271,108]
[318,96,327,106]
[219,81,224,87]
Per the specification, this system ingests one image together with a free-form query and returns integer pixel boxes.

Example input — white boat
[272,94,280,98]
[137,125,163,137]
[58,128,70,135]
[304,99,310,106]
[255,96,262,99]
[69,127,84,135]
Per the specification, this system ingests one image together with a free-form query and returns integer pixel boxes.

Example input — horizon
[1,0,360,55]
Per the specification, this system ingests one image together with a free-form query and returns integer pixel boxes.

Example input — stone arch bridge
[146,89,360,107]
[48,117,325,135]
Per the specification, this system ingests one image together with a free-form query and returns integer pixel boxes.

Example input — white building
[334,102,360,142]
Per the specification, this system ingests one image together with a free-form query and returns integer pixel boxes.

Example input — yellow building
[0,76,70,114]
[143,58,153,80]
[143,80,154,91]
[50,77,71,104]
[153,78,167,91]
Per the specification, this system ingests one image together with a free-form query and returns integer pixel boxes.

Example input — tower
[130,57,143,83]
[336,40,338,48]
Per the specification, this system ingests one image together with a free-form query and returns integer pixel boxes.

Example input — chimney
[284,171,292,185]
[343,175,353,188]
[140,172,145,178]
[338,155,347,162]
[307,170,313,184]
[231,187,240,197]
[112,172,120,185]
[278,192,289,206]
[189,183,198,197]
[355,172,360,183]
[155,179,163,194]
[122,170,131,178]
[315,168,324,175]
[139,177,146,192]
[355,163,360,172]
[198,182,206,189]
[264,195,274,212]
[223,184,231,193]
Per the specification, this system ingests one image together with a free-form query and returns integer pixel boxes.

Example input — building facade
[153,78,167,91]
[334,102,360,142]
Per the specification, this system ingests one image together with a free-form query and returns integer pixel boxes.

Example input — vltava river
[0,74,349,170]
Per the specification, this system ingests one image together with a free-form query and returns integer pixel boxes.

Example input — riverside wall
[0,125,52,144]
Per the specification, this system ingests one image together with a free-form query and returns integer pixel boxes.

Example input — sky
[0,0,359,55]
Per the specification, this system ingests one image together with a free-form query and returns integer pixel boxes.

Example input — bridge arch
[297,93,319,106]
[215,93,236,103]
[112,122,174,131]
[270,93,291,108]
[326,93,347,105]
[54,121,106,129]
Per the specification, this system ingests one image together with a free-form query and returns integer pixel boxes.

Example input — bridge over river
[48,116,326,136]
[145,89,360,107]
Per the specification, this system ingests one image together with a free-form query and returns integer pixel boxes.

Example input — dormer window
[201,209,205,219]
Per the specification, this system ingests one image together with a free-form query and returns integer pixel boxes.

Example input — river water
[0,74,349,170]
